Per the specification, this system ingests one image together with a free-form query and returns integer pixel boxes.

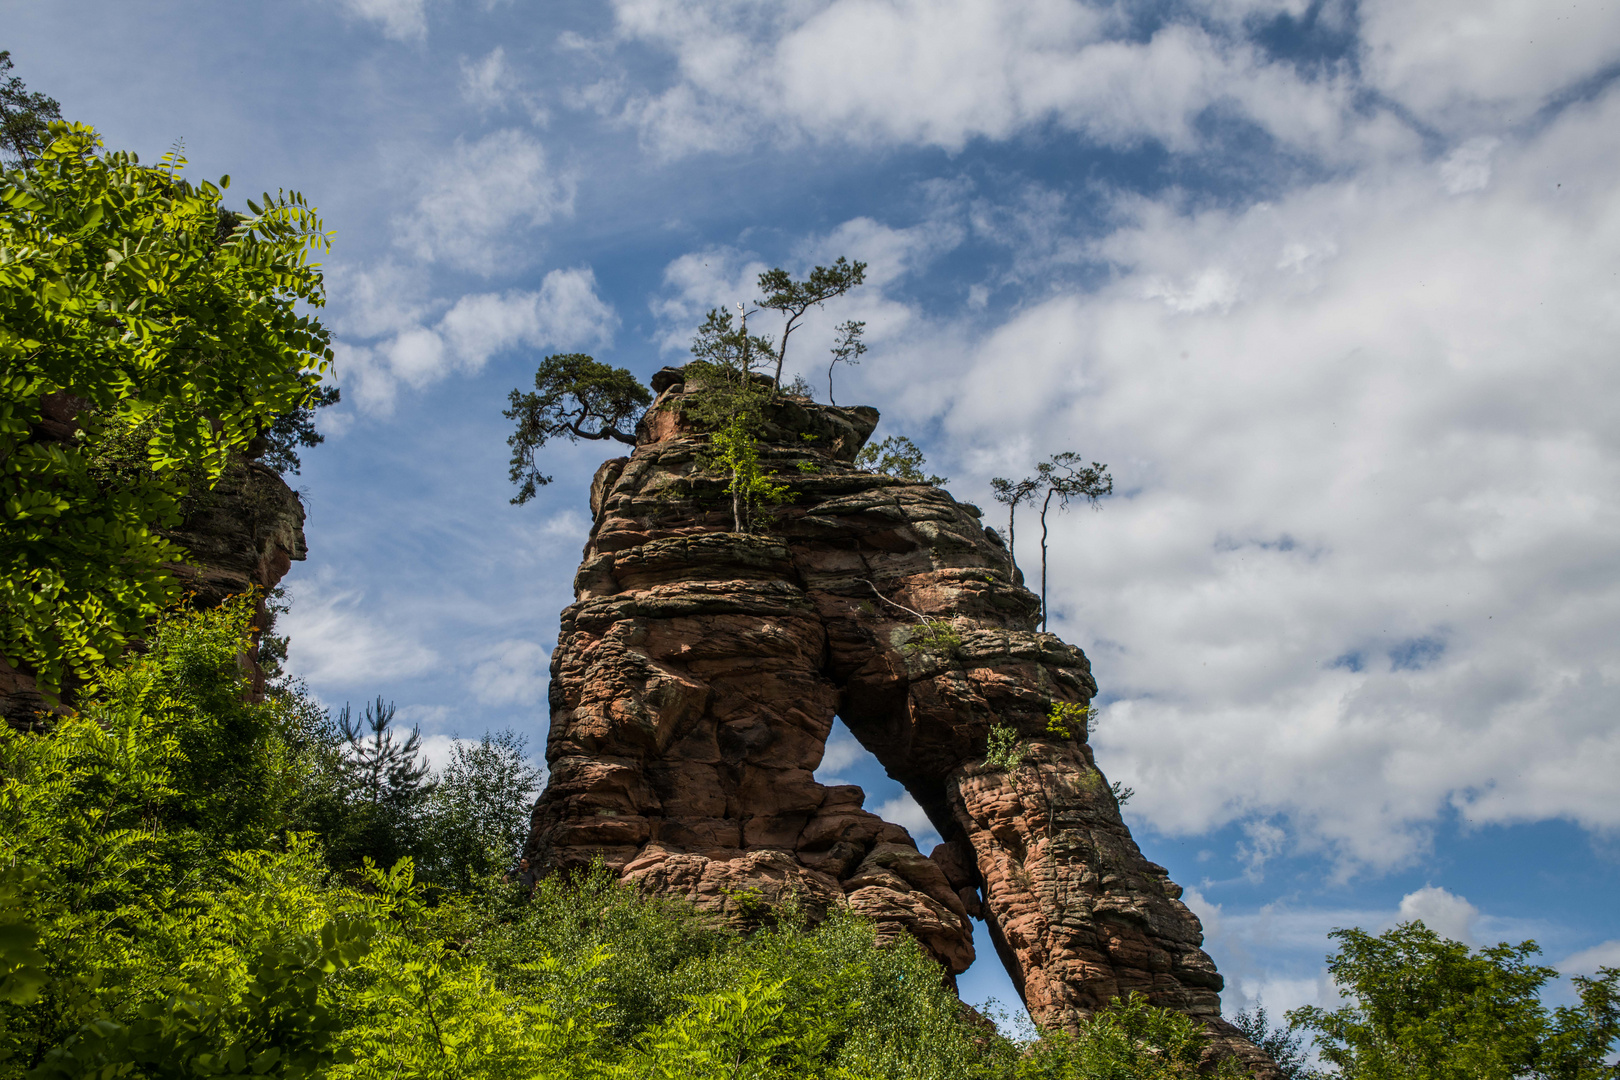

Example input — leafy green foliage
[1016,993,1249,1079]
[985,723,1026,772]
[336,698,434,853]
[1045,702,1090,741]
[0,123,333,691]
[284,697,435,875]
[0,602,341,1072]
[29,915,372,1080]
[2,603,1260,1080]
[677,347,790,534]
[417,731,542,893]
[0,869,46,1010]
[504,353,652,505]
[858,435,947,486]
[689,308,778,383]
[707,409,792,534]
[258,383,340,476]
[1229,1002,1317,1080]
[1287,921,1620,1080]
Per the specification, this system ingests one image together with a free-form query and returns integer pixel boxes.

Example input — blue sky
[11,0,1620,1025]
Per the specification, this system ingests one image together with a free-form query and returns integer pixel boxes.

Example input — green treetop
[755,256,866,390]
[0,122,334,693]
[0,52,61,169]
[1289,921,1620,1079]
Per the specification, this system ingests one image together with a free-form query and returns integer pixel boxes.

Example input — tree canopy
[1031,452,1111,631]
[0,122,333,692]
[503,353,651,505]
[1289,921,1620,1079]
[857,435,947,486]
[0,53,61,169]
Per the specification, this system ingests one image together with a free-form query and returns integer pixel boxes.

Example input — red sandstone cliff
[0,455,307,729]
[527,366,1278,1075]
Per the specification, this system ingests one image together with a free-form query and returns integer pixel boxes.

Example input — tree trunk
[1006,506,1019,577]
[1040,489,1055,631]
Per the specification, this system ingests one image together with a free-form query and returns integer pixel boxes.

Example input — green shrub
[904,621,963,658]
[1045,702,1089,741]
[1,601,1269,1080]
[985,724,1026,771]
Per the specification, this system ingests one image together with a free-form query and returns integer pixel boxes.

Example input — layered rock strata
[528,366,1276,1075]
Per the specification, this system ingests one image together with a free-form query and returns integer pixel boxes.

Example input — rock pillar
[527,366,1276,1075]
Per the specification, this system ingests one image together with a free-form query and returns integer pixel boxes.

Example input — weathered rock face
[527,367,1277,1075]
[0,455,307,728]
[162,457,308,698]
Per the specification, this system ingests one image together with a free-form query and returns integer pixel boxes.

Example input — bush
[1,602,1263,1080]
[985,723,1026,771]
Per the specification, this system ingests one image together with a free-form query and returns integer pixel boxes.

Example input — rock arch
[526,367,1276,1075]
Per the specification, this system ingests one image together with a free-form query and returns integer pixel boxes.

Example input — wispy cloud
[396,129,575,274]
[341,0,431,41]
[282,579,439,688]
[471,639,551,707]
[461,47,549,122]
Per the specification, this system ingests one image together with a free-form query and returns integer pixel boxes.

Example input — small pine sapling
[858,435,948,485]
[826,319,866,404]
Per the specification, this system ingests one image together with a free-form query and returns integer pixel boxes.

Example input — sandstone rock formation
[527,366,1277,1075]
[162,456,309,698]
[0,450,306,729]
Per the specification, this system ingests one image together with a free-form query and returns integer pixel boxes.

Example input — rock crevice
[527,368,1276,1075]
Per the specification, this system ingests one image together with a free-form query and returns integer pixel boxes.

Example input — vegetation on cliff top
[504,258,900,533]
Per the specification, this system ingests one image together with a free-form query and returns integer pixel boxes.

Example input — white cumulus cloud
[337,266,617,414]
[282,580,439,689]
[605,0,1379,161]
[933,82,1620,872]
[1359,0,1620,130]
[877,792,942,849]
[1394,885,1480,945]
